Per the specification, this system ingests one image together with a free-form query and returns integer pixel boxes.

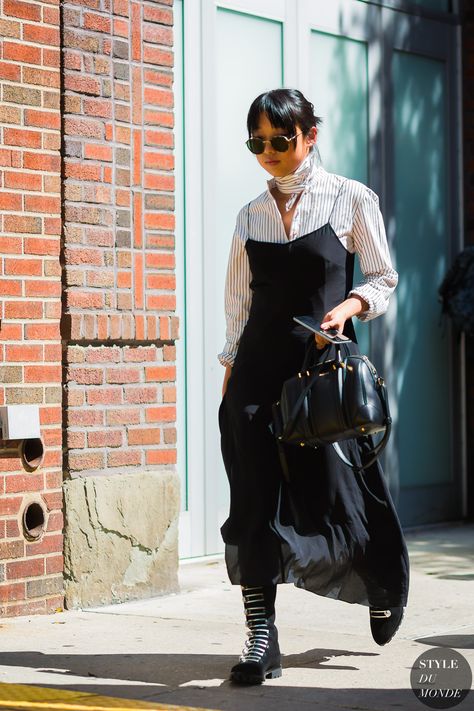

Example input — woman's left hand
[315,296,369,349]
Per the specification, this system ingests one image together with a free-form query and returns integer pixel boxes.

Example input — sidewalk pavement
[0,523,473,711]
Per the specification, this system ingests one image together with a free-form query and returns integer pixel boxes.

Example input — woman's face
[251,112,317,178]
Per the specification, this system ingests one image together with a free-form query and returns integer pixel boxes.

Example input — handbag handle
[301,338,351,372]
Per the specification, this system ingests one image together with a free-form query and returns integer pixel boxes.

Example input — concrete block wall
[0,0,64,616]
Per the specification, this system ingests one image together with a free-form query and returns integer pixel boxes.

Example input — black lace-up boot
[230,584,282,685]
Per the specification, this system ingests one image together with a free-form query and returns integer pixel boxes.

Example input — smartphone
[293,315,352,343]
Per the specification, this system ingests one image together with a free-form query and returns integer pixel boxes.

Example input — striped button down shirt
[218,165,398,367]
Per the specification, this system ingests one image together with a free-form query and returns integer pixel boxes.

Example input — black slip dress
[218,184,409,609]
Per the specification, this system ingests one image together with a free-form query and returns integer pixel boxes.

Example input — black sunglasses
[245,132,302,155]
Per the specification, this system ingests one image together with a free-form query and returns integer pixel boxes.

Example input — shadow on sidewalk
[0,648,378,687]
[415,634,474,649]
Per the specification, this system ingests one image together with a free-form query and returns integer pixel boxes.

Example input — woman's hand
[315,296,369,349]
[222,364,232,398]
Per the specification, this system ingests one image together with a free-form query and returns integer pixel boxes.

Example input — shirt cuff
[218,349,236,367]
[348,287,378,322]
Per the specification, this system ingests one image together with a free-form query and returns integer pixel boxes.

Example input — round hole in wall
[22,502,46,541]
[20,438,45,472]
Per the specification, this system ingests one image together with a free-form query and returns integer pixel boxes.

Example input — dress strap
[327,179,347,224]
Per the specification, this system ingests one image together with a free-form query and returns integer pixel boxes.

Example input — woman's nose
[263,140,275,155]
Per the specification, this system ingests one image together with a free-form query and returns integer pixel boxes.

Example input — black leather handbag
[272,337,392,483]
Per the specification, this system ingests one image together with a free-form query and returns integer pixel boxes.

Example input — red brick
[26,534,63,556]
[83,12,111,33]
[4,0,41,22]
[145,365,176,382]
[83,347,119,364]
[0,236,22,254]
[23,152,61,172]
[24,195,61,214]
[26,323,60,340]
[84,143,113,161]
[83,98,112,118]
[4,301,43,319]
[6,558,44,579]
[86,387,122,405]
[0,280,22,296]
[144,212,175,231]
[5,344,43,361]
[5,258,42,276]
[0,539,24,559]
[4,170,43,190]
[40,405,62,424]
[143,25,173,46]
[128,428,161,445]
[124,386,157,404]
[106,367,140,384]
[124,346,157,362]
[143,5,173,25]
[24,365,62,382]
[45,554,63,575]
[24,109,61,130]
[145,406,176,422]
[43,48,60,68]
[65,162,102,181]
[25,280,62,297]
[146,274,176,291]
[67,409,104,426]
[0,582,26,602]
[144,152,174,170]
[132,3,141,61]
[24,238,60,255]
[114,18,129,38]
[143,46,173,67]
[22,67,60,88]
[107,450,142,467]
[5,472,44,493]
[87,430,122,448]
[106,408,141,425]
[68,367,103,385]
[146,294,175,310]
[0,193,22,210]
[144,173,174,191]
[23,23,60,46]
[64,74,101,95]
[145,129,173,147]
[145,252,175,270]
[146,448,176,465]
[0,60,21,81]
[68,451,105,471]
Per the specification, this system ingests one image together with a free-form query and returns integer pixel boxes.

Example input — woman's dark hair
[247,88,322,144]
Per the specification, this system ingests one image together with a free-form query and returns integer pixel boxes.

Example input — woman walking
[218,88,409,685]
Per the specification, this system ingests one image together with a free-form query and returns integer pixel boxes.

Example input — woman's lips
[265,160,280,165]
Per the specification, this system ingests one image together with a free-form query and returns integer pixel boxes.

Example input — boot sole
[230,666,283,685]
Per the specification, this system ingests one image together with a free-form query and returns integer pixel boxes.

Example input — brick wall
[0,0,64,615]
[461,0,474,517]
[61,0,177,479]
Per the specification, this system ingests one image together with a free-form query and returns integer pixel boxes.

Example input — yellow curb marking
[0,684,218,711]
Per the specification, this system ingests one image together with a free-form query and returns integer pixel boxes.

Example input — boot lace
[239,587,270,663]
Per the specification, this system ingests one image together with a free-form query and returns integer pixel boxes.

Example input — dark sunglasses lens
[246,138,264,154]
[271,136,290,152]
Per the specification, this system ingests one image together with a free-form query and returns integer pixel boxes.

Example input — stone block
[63,470,180,609]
